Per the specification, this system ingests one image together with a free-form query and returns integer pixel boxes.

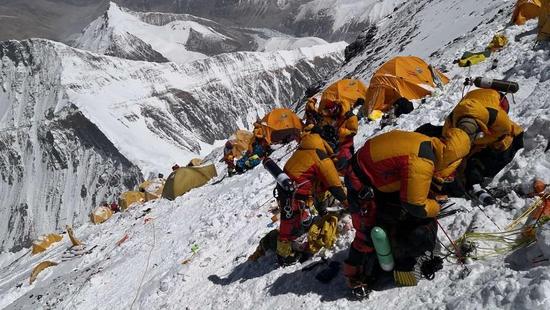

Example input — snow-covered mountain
[74,2,253,63]
[0,37,345,252]
[74,2,332,63]
[115,0,406,42]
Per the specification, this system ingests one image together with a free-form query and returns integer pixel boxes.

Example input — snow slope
[1,0,550,309]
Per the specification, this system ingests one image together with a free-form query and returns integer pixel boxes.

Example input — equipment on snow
[393,270,418,286]
[457,51,490,67]
[471,184,497,206]
[307,214,339,254]
[263,157,295,192]
[371,227,394,272]
[61,245,97,261]
[473,77,519,93]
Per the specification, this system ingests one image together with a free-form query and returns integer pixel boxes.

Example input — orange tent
[258,108,303,145]
[363,56,449,114]
[319,79,368,114]
[512,0,541,25]
[539,0,550,40]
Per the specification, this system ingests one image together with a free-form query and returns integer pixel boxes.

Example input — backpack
[308,214,339,254]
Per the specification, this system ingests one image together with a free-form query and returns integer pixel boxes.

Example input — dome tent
[363,56,449,115]
[162,164,218,200]
[257,108,303,145]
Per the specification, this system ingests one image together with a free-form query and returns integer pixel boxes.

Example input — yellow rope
[454,194,550,261]
[506,194,550,231]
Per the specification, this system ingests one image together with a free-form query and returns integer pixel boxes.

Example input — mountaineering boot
[351,286,371,299]
[248,246,265,262]
[344,262,371,299]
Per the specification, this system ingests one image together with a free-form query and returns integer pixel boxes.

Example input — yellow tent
[30,261,58,284]
[363,56,449,114]
[32,233,63,255]
[319,79,368,114]
[512,0,541,25]
[539,0,550,40]
[138,178,165,200]
[231,130,254,159]
[119,191,146,210]
[162,164,218,200]
[91,206,114,224]
[258,108,303,145]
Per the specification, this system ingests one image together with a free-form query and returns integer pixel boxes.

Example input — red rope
[436,219,464,263]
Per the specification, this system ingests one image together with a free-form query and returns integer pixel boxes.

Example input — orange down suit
[443,89,516,148]
[350,129,470,218]
[279,133,346,241]
[319,98,359,166]
[346,130,470,252]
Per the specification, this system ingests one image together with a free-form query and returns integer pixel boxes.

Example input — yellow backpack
[308,214,339,254]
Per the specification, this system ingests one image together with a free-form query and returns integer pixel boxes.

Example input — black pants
[465,132,524,189]
[346,190,438,273]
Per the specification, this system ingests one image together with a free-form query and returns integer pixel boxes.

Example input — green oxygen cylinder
[370,226,394,271]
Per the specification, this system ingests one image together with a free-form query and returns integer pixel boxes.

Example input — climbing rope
[456,228,535,260]
[453,194,550,260]
[129,219,156,310]
[436,219,464,262]
[435,219,471,278]
[506,193,550,231]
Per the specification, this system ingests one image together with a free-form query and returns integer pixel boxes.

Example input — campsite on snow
[1,0,550,309]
